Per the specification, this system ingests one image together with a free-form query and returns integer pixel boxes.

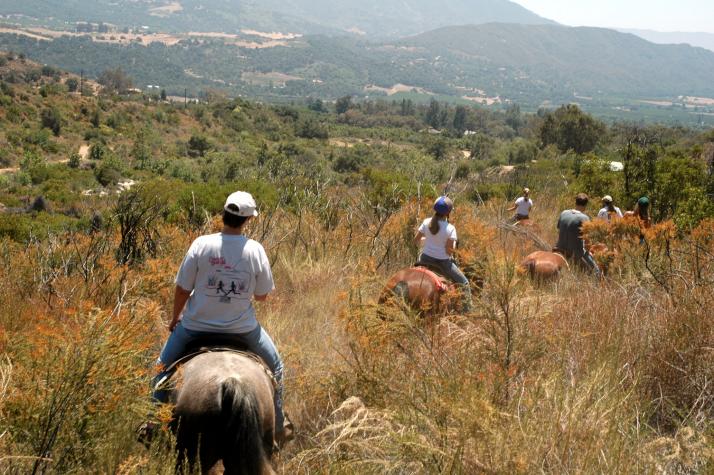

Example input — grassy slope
[0,0,552,36]
[0,61,713,473]
[403,24,714,97]
[3,23,714,127]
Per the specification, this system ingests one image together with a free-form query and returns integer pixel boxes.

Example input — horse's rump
[379,267,449,314]
[519,251,569,280]
[172,352,276,474]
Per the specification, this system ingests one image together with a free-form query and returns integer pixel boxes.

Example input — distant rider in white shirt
[507,187,533,223]
[597,195,623,223]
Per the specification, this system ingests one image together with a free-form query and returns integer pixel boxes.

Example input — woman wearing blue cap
[413,196,472,312]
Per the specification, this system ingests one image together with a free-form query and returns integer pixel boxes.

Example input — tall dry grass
[0,194,711,474]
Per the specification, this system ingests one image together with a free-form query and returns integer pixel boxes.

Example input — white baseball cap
[224,191,258,217]
[602,195,613,203]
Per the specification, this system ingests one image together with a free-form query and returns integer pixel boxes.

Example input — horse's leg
[174,418,199,475]
[263,428,275,456]
[197,430,222,475]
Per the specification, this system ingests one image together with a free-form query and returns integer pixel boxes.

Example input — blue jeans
[418,253,472,310]
[154,321,285,429]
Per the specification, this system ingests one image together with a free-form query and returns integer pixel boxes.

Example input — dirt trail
[78,144,90,160]
[0,144,88,175]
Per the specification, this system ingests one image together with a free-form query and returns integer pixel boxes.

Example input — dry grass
[0,197,712,473]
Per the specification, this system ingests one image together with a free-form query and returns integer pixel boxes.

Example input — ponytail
[429,213,444,235]
[638,205,650,221]
[607,202,615,213]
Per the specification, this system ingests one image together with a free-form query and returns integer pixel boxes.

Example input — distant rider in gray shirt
[555,193,601,277]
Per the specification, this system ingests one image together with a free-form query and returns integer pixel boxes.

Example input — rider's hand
[168,318,180,332]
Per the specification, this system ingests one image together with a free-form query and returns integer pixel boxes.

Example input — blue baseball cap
[433,196,453,214]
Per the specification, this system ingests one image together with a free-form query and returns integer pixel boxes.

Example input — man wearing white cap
[597,195,623,223]
[148,190,292,444]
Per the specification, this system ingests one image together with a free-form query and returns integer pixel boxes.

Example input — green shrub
[187,135,211,157]
[576,155,621,201]
[95,156,125,186]
[673,187,714,231]
[295,118,328,139]
[89,143,106,161]
[0,213,81,242]
[20,150,49,185]
[68,152,81,169]
[40,107,62,136]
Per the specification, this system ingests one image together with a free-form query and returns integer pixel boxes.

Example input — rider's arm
[413,230,425,247]
[445,239,457,256]
[254,244,275,302]
[506,204,516,212]
[169,285,192,331]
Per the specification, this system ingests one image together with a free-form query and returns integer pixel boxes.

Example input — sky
[512,0,714,33]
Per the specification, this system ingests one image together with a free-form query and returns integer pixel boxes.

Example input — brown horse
[169,351,276,475]
[379,267,451,315]
[379,264,484,315]
[519,251,569,281]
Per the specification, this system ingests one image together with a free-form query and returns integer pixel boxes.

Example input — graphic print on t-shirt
[205,263,252,304]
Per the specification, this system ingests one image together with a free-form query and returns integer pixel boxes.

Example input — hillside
[3,22,714,125]
[401,24,714,98]
[0,0,553,37]
[254,0,555,37]
[0,56,712,474]
[621,28,714,53]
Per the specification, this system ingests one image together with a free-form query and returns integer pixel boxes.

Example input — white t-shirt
[419,218,457,260]
[175,233,275,334]
[597,206,623,221]
[515,196,533,216]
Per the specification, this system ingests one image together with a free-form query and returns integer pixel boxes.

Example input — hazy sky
[513,0,714,33]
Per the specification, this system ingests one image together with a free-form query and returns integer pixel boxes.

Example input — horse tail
[523,259,536,280]
[220,377,270,475]
[378,278,409,305]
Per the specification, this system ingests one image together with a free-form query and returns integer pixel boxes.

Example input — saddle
[412,264,450,292]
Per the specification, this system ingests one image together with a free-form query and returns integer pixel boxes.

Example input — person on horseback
[597,195,623,223]
[554,193,601,277]
[141,191,293,445]
[624,196,652,243]
[507,187,533,224]
[414,196,473,312]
